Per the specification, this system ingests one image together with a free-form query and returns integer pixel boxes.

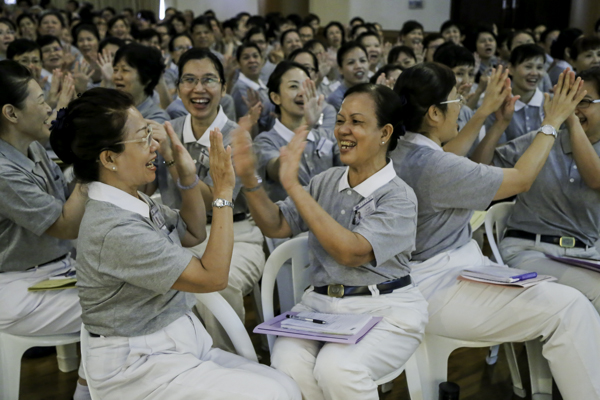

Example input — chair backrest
[261,236,310,352]
[484,202,515,264]
[79,325,102,400]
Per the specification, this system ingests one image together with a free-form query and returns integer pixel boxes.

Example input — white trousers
[0,257,81,336]
[190,219,265,352]
[85,311,301,400]
[412,240,600,400]
[500,236,600,313]
[271,285,428,400]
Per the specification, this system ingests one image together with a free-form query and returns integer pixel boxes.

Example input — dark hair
[39,11,65,28]
[98,36,125,53]
[0,60,33,124]
[303,14,320,26]
[49,88,134,182]
[303,39,326,53]
[400,20,423,37]
[433,42,475,68]
[596,18,600,34]
[246,15,266,30]
[16,14,35,31]
[387,45,416,64]
[137,10,156,25]
[323,21,345,45]
[357,31,381,46]
[464,26,497,53]
[577,67,600,96]
[298,24,315,35]
[114,44,165,96]
[569,35,600,61]
[540,28,558,44]
[190,16,212,33]
[393,62,456,132]
[107,16,129,33]
[177,48,225,85]
[509,43,545,66]
[236,42,262,62]
[267,60,310,114]
[350,17,364,26]
[423,33,444,49]
[103,7,116,16]
[73,24,100,47]
[171,14,187,28]
[370,64,403,84]
[350,24,368,39]
[244,26,267,44]
[137,28,161,45]
[440,20,460,34]
[289,48,319,73]
[508,30,535,50]
[550,28,582,60]
[7,39,41,60]
[344,83,405,151]
[280,28,300,47]
[337,41,367,67]
[168,32,192,52]
[37,34,62,49]
[287,13,302,28]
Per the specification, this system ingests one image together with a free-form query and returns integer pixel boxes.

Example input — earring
[112,166,117,171]
[381,141,386,145]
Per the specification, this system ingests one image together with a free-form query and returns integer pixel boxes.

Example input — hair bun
[49,107,78,165]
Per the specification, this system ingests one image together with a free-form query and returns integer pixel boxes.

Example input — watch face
[541,125,555,136]
[215,199,224,207]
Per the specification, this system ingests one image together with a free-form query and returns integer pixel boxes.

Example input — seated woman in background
[0,18,15,61]
[107,15,131,41]
[440,20,462,45]
[0,60,87,398]
[370,64,403,88]
[73,24,102,86]
[548,28,582,85]
[568,35,600,73]
[112,43,170,123]
[17,14,37,42]
[391,63,600,400]
[326,41,369,111]
[280,29,302,59]
[357,31,383,77]
[244,26,276,83]
[323,21,345,55]
[255,61,341,202]
[387,45,417,70]
[50,87,300,400]
[398,20,424,62]
[302,39,339,98]
[474,67,600,314]
[232,83,428,400]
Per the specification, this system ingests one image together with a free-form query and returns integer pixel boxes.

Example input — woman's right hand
[479,66,511,115]
[208,128,236,196]
[97,48,114,83]
[542,68,586,129]
[163,121,197,183]
[231,125,259,186]
[279,125,308,192]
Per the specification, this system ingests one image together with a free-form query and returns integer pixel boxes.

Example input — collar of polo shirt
[401,131,442,152]
[237,72,267,91]
[88,182,150,218]
[514,88,544,112]
[182,105,228,148]
[273,119,316,143]
[338,159,397,197]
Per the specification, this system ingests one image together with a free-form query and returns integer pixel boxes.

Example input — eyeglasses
[116,125,153,147]
[576,99,600,109]
[173,45,192,52]
[42,46,62,54]
[178,75,221,89]
[439,94,465,106]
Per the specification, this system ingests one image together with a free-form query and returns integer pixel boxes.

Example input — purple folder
[545,254,600,272]
[253,312,382,345]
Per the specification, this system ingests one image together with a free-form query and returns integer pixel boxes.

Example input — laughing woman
[232,83,428,400]
[326,41,369,111]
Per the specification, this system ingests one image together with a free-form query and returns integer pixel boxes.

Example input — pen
[286,315,326,324]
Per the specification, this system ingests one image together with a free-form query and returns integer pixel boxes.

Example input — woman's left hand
[72,60,93,94]
[56,73,75,110]
[163,121,197,179]
[494,91,520,126]
[279,125,308,192]
[302,79,324,128]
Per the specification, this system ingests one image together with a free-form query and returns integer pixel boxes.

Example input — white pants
[500,236,600,313]
[0,257,81,336]
[271,284,428,400]
[85,311,301,400]
[190,219,265,352]
[412,240,600,400]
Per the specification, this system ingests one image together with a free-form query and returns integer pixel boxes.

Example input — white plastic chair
[0,331,79,400]
[260,236,419,395]
[484,202,515,265]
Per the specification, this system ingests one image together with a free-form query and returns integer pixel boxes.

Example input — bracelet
[242,176,263,193]
[164,159,176,167]
[176,175,200,190]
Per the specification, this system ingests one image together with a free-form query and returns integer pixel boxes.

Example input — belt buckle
[559,236,576,248]
[327,284,344,298]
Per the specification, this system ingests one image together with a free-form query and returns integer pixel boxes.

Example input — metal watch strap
[212,198,234,208]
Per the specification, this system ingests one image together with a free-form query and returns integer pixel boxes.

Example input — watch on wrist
[243,175,263,193]
[212,198,234,209]
[539,124,557,138]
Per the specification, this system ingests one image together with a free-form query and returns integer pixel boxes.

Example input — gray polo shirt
[255,119,341,202]
[278,162,417,287]
[325,81,347,112]
[77,182,195,337]
[493,129,600,246]
[156,110,247,214]
[0,139,73,272]
[166,94,237,122]
[484,88,545,144]
[230,72,275,132]
[391,132,504,261]
[260,59,276,84]
[137,96,170,124]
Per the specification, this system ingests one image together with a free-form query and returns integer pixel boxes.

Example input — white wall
[164,0,259,20]
[309,0,451,32]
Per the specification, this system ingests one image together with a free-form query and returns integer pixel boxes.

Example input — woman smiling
[326,41,369,111]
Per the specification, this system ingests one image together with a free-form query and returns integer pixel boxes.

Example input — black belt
[26,254,69,271]
[505,230,587,249]
[89,332,101,337]
[313,276,412,298]
[206,213,246,224]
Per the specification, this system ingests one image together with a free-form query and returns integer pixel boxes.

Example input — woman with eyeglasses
[0,18,16,61]
[152,48,267,353]
[49,87,300,400]
[391,62,600,400]
[474,67,600,314]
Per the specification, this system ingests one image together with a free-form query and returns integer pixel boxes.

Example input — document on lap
[545,254,600,273]
[458,266,556,287]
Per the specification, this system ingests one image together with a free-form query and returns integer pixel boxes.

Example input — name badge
[352,196,376,225]
[316,138,334,158]
[195,147,210,170]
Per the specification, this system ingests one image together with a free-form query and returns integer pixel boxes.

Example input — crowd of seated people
[1,1,600,399]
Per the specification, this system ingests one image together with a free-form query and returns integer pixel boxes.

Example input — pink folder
[545,254,600,273]
[253,312,382,345]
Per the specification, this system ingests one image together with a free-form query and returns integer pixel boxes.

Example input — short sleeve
[99,221,193,294]
[0,168,63,236]
[254,133,281,180]
[353,185,417,267]
[493,131,536,168]
[427,152,504,211]
[276,186,312,237]
[231,85,249,123]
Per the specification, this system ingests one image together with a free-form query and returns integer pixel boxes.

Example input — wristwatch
[212,198,234,209]
[538,125,557,138]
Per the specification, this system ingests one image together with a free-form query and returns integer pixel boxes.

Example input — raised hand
[62,44,76,69]
[97,48,115,84]
[302,79,324,128]
[494,90,520,125]
[238,101,263,131]
[231,125,258,185]
[479,66,512,115]
[208,128,236,195]
[46,69,64,109]
[72,60,93,94]
[243,87,261,109]
[268,43,284,64]
[56,73,75,110]
[376,72,395,89]
[163,121,197,180]
[543,68,586,128]
[317,51,331,79]
[279,125,309,192]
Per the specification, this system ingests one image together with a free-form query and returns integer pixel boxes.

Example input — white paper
[280,312,373,336]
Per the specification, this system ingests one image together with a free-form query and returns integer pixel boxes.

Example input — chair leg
[525,340,552,398]
[486,345,499,365]
[503,343,526,398]
[417,336,457,400]
[0,335,28,400]
[380,381,394,393]
[56,343,79,373]
[405,349,425,400]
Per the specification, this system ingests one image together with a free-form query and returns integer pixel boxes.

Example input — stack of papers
[28,278,77,291]
[459,266,556,287]
[545,254,600,273]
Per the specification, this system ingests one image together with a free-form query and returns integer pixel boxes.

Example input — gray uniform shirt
[137,96,170,124]
[278,162,417,287]
[260,60,277,84]
[255,119,341,202]
[325,82,347,112]
[230,73,275,132]
[77,182,195,337]
[166,95,237,122]
[391,132,504,261]
[493,129,600,246]
[0,139,73,271]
